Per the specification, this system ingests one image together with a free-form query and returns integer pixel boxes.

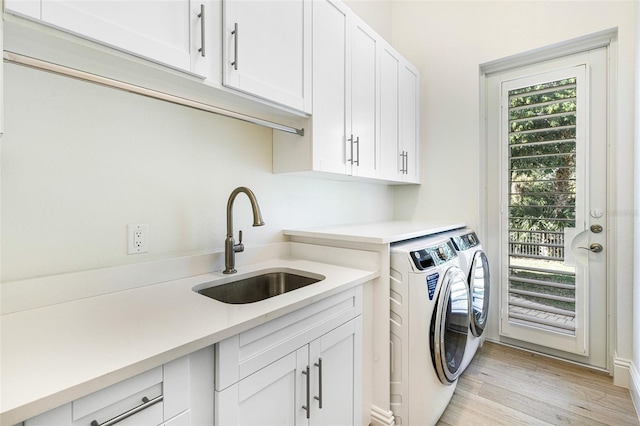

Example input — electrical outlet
[128,224,149,254]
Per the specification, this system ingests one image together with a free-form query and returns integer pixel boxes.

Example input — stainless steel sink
[195,271,325,304]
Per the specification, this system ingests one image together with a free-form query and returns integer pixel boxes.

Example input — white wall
[391,0,636,377]
[0,63,394,281]
[345,0,392,43]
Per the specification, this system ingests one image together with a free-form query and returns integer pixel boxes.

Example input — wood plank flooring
[437,341,639,426]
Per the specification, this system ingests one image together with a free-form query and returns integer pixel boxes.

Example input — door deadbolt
[579,243,603,253]
[590,224,603,233]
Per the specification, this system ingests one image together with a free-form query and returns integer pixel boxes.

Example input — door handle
[578,243,603,253]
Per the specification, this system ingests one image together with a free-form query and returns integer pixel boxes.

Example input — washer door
[432,266,470,384]
[469,251,490,337]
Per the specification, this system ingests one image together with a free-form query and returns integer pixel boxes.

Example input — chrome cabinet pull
[198,5,206,57]
[348,135,354,164]
[90,395,163,426]
[314,358,323,409]
[400,151,408,174]
[354,136,360,166]
[301,366,310,419]
[231,23,239,70]
[404,151,409,174]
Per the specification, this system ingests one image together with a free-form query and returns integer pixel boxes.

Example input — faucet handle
[234,230,245,253]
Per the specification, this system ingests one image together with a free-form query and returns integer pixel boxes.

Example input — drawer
[73,367,163,422]
[23,354,192,426]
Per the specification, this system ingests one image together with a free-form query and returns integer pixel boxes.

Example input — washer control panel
[451,232,479,251]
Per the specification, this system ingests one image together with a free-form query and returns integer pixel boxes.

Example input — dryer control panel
[410,241,457,270]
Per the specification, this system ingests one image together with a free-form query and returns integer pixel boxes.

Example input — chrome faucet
[224,187,265,274]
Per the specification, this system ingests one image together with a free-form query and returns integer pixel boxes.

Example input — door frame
[478,28,618,373]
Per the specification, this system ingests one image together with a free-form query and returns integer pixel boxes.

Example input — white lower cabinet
[215,286,363,426]
[22,346,214,426]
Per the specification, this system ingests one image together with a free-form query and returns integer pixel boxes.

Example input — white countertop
[0,258,377,425]
[284,220,466,245]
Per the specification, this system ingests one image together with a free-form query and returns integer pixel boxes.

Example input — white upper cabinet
[5,0,208,77]
[378,43,400,181]
[222,0,312,113]
[379,42,420,183]
[398,61,420,183]
[273,0,381,179]
[306,0,349,175]
[349,16,378,179]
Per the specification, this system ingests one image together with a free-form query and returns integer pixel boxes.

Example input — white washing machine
[390,234,470,426]
[448,228,490,372]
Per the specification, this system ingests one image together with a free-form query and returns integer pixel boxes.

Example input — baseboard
[629,362,640,421]
[614,355,632,389]
[370,405,395,426]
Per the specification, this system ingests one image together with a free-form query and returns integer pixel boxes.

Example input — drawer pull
[90,395,163,426]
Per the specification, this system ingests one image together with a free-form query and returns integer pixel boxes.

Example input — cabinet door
[40,0,205,76]
[379,44,401,181]
[399,62,420,183]
[216,350,307,426]
[310,0,349,175]
[223,0,311,112]
[349,17,378,178]
[309,318,362,426]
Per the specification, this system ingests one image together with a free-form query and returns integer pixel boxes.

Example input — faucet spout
[224,187,265,274]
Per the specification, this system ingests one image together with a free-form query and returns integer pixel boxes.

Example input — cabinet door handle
[198,5,206,57]
[347,134,354,164]
[404,151,409,174]
[231,22,239,70]
[314,358,323,409]
[400,151,408,174]
[90,395,163,426]
[301,366,311,419]
[354,136,360,166]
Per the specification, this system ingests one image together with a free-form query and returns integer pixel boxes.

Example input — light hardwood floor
[437,341,639,426]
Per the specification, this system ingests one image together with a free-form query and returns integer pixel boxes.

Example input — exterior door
[496,48,608,368]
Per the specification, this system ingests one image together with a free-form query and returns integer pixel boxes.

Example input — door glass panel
[433,269,468,383]
[507,78,577,335]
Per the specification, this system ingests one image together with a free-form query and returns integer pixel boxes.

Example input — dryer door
[432,266,469,384]
[469,251,490,337]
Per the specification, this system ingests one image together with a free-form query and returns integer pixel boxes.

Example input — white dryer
[448,228,490,372]
[390,234,470,426]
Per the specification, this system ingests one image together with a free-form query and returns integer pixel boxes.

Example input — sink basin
[195,270,325,304]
